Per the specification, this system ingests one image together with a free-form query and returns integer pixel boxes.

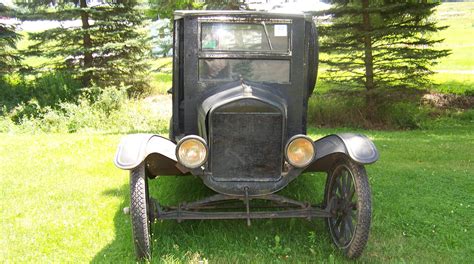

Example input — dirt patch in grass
[422,93,474,109]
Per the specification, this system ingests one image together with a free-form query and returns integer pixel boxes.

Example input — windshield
[201,22,290,52]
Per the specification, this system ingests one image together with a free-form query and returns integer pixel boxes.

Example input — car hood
[197,81,288,140]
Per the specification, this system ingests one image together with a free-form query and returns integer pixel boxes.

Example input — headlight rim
[284,134,315,168]
[175,135,209,169]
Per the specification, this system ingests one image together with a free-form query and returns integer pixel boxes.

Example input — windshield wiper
[261,22,273,50]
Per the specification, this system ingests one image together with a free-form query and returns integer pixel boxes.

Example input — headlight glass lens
[177,138,207,168]
[286,137,314,168]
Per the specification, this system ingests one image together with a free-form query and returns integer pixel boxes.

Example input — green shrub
[0,71,82,112]
[455,108,474,121]
[33,71,82,107]
[464,90,474,97]
[307,94,367,128]
[379,102,430,129]
[40,107,68,133]
[59,100,106,133]
[105,100,169,134]
[0,85,171,134]
[0,75,32,110]
[10,99,43,123]
[0,116,15,132]
[91,86,127,115]
[307,89,433,130]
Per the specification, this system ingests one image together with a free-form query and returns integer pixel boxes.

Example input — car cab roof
[173,10,312,21]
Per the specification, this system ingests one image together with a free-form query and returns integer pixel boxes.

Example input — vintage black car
[114,10,379,260]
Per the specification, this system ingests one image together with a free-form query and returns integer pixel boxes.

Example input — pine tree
[316,0,450,107]
[147,0,195,19]
[148,0,243,20]
[203,0,243,10]
[147,0,243,57]
[16,0,150,93]
[0,3,21,76]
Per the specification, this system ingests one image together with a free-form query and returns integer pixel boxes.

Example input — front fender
[114,134,188,175]
[306,133,379,172]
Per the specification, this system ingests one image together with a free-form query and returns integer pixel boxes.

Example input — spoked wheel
[130,163,152,260]
[325,157,372,259]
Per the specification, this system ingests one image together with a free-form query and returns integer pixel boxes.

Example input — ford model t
[114,11,378,260]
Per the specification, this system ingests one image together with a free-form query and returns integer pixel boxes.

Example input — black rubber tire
[324,157,372,259]
[130,163,152,260]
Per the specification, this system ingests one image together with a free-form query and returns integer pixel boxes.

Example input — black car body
[114,11,379,260]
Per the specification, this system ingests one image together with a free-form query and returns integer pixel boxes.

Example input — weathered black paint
[170,11,318,141]
[167,11,319,196]
[114,13,379,255]
[210,100,283,182]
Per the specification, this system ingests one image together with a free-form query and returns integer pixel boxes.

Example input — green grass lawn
[1,122,473,263]
[434,2,474,71]
[430,2,474,95]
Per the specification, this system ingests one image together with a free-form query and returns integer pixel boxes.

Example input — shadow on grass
[93,173,340,263]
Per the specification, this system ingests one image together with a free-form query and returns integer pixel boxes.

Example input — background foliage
[316,0,451,118]
[0,3,21,76]
[0,1,472,132]
[0,1,473,263]
[148,0,242,19]
[15,0,151,93]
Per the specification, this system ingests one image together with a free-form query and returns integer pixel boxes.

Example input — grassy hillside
[434,2,474,71]
[431,2,474,94]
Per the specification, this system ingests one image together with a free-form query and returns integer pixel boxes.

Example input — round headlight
[285,135,315,168]
[176,136,208,169]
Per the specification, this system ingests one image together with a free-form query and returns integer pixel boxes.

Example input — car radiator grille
[210,109,283,182]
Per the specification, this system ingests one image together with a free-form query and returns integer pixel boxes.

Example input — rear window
[201,22,290,52]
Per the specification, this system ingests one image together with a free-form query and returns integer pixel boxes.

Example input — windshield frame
[197,17,293,84]
[198,17,293,56]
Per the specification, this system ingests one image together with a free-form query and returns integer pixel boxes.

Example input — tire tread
[325,157,372,259]
[130,163,151,260]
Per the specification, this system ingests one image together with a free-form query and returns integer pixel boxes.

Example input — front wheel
[325,157,372,259]
[130,163,152,260]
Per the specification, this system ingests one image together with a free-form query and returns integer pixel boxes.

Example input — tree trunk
[361,0,376,119]
[80,0,93,87]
